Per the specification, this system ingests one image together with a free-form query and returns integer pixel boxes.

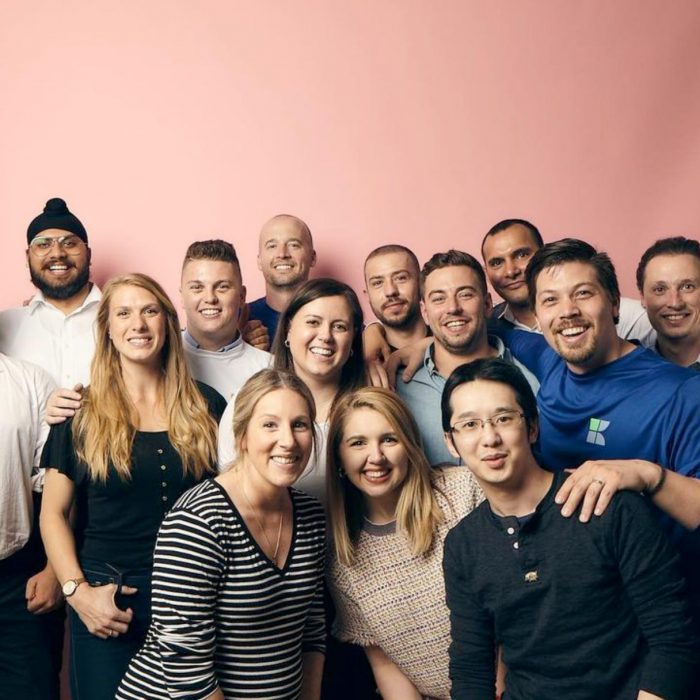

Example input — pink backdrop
[2,0,699,320]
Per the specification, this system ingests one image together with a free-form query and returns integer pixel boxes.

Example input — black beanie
[27,198,88,244]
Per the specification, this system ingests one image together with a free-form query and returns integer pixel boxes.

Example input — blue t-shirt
[248,297,280,344]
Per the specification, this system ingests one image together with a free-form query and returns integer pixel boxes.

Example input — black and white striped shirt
[117,479,326,700]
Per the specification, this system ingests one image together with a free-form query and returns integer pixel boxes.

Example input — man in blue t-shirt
[501,238,700,622]
[248,214,316,347]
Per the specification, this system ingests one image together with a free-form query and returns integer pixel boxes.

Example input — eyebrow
[428,285,478,296]
[367,269,411,282]
[455,405,517,418]
[537,281,597,296]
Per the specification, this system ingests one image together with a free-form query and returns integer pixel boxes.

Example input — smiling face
[339,406,409,516]
[364,251,421,330]
[534,261,621,372]
[420,265,492,355]
[108,284,166,369]
[445,380,537,489]
[27,228,91,301]
[482,224,540,307]
[181,259,246,351]
[287,294,354,386]
[642,253,700,343]
[241,388,314,491]
[258,216,316,290]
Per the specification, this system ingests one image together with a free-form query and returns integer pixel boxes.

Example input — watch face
[62,580,77,597]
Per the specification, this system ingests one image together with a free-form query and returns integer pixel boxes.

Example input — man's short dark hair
[441,357,539,433]
[636,237,700,292]
[420,250,487,298]
[481,218,544,257]
[364,244,420,276]
[525,238,620,323]
[182,239,241,276]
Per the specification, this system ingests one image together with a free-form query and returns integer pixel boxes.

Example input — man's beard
[30,263,90,301]
[378,300,421,331]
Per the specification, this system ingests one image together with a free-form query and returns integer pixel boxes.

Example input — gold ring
[592,478,605,486]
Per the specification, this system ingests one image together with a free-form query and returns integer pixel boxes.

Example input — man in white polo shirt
[0,197,99,387]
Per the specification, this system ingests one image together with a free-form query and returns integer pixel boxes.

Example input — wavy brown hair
[73,273,218,482]
[327,387,443,567]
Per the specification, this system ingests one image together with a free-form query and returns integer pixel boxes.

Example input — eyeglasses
[29,235,85,257]
[450,410,525,436]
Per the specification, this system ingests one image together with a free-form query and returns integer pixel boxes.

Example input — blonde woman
[40,273,224,700]
[117,369,326,700]
[326,387,483,700]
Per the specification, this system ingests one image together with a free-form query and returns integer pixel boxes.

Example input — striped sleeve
[150,503,225,700]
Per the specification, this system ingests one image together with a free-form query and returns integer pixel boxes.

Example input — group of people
[1,197,699,700]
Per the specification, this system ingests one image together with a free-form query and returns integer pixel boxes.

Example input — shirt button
[160,465,166,471]
[162,482,167,488]
[162,496,168,502]
[513,542,519,550]
[507,527,515,535]
[157,449,163,455]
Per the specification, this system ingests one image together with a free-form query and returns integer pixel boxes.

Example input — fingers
[25,576,37,601]
[120,585,139,595]
[45,387,84,424]
[367,360,390,389]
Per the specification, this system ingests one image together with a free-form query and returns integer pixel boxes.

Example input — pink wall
[2,0,699,321]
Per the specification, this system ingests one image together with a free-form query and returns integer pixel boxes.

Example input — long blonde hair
[73,273,218,482]
[327,387,443,567]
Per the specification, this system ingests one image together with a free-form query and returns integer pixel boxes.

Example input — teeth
[128,338,151,346]
[560,326,586,336]
[364,470,388,479]
[49,264,68,271]
[310,347,333,356]
[272,456,296,464]
[275,264,293,270]
[446,320,466,328]
[200,309,220,316]
[664,314,686,320]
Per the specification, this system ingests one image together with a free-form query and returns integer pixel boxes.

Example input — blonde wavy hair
[73,273,218,482]
[327,387,443,567]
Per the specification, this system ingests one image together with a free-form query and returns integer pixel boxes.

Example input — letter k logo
[586,417,610,446]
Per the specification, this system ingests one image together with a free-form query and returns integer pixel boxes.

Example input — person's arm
[443,530,497,700]
[600,493,698,699]
[638,692,664,700]
[242,319,270,352]
[44,384,83,425]
[386,336,433,385]
[365,645,421,700]
[151,506,223,699]
[40,468,136,638]
[556,460,700,529]
[300,651,324,700]
[363,323,393,388]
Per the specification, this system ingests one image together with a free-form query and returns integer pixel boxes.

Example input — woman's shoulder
[170,478,228,518]
[430,465,484,520]
[194,381,228,422]
[290,488,326,527]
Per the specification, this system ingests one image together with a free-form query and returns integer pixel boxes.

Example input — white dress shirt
[0,353,55,560]
[0,285,100,387]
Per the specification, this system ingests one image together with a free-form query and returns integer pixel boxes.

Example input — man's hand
[69,582,138,639]
[45,384,84,425]
[242,319,270,351]
[387,337,432,384]
[555,459,660,521]
[25,564,63,614]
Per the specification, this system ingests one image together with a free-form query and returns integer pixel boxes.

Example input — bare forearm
[638,691,664,699]
[300,651,324,700]
[366,645,421,700]
[40,507,83,585]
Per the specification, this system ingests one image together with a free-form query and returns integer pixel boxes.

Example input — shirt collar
[426,335,508,378]
[498,303,540,332]
[183,329,242,353]
[28,283,101,316]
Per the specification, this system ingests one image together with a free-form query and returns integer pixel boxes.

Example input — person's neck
[483,464,553,518]
[507,301,538,329]
[364,490,400,524]
[384,318,428,350]
[120,361,165,428]
[42,283,92,316]
[433,333,497,378]
[303,379,339,423]
[657,334,700,368]
[566,336,635,375]
[265,284,302,313]
[189,327,239,352]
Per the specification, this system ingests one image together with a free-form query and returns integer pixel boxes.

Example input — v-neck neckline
[211,479,297,575]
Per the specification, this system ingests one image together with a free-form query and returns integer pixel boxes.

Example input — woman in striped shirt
[117,369,326,700]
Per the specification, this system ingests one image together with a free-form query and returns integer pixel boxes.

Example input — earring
[284,339,290,348]
[338,467,346,479]
[349,349,354,357]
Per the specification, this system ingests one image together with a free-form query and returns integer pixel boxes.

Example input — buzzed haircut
[364,244,420,276]
[636,236,700,291]
[182,239,241,276]
[264,214,313,246]
[420,249,487,298]
[481,218,544,257]
[525,238,620,322]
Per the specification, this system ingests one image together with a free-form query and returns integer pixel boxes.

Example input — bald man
[248,214,316,343]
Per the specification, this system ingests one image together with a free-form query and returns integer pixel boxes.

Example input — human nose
[367,440,386,464]
[383,279,399,297]
[667,288,684,308]
[559,296,581,318]
[480,420,502,445]
[277,423,295,448]
[504,259,520,279]
[203,286,218,304]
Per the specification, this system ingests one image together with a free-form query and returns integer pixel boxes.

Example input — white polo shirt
[0,353,55,560]
[0,285,100,387]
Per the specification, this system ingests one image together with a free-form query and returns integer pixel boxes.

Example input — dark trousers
[68,560,152,700]
[0,553,62,700]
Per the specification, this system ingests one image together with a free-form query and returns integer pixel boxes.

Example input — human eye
[514,249,532,260]
[262,420,278,430]
[394,273,409,284]
[306,318,320,327]
[33,238,51,251]
[540,295,557,306]
[575,288,593,299]
[494,412,516,427]
[332,321,349,332]
[488,258,503,268]
[369,278,383,289]
[348,438,366,448]
[62,237,79,249]
[289,241,301,250]
[144,306,160,316]
[681,282,697,292]
[217,283,232,292]
[458,289,475,300]
[430,294,446,305]
[456,419,480,432]
[381,434,399,445]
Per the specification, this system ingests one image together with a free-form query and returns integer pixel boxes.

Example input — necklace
[241,479,284,567]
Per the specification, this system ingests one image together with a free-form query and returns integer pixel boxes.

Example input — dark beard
[30,264,91,301]
[379,302,421,331]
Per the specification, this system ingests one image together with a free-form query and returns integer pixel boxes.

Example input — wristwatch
[62,578,87,597]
